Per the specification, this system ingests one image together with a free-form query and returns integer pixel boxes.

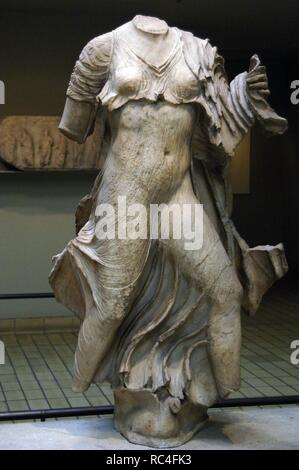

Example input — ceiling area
[0,0,299,56]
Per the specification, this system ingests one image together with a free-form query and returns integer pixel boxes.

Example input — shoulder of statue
[81,31,114,64]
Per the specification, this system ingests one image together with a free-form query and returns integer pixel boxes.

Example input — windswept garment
[49,20,288,406]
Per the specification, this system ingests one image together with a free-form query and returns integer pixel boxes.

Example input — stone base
[113,388,208,448]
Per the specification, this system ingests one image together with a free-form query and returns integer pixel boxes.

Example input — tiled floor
[231,277,299,399]
[0,332,113,412]
[0,278,298,412]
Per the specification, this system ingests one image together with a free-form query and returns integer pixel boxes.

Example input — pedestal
[113,388,208,448]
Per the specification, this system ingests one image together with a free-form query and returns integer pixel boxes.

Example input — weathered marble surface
[0,115,105,170]
[49,15,288,447]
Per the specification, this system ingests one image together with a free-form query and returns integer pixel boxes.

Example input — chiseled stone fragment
[0,115,105,170]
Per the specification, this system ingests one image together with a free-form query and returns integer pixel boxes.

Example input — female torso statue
[50,15,288,447]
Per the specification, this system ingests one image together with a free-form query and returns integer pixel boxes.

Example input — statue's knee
[230,276,243,304]
[214,270,243,308]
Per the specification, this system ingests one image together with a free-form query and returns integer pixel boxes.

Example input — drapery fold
[49,24,288,400]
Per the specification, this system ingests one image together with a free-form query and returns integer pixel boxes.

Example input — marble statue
[0,115,105,170]
[49,15,288,447]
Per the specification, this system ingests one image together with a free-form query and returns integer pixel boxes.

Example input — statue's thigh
[96,237,150,287]
[162,208,242,306]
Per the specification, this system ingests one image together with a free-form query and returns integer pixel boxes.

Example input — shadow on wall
[233,57,299,275]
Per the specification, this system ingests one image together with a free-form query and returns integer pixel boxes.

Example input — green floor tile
[229,392,244,399]
[12,366,32,375]
[17,375,38,385]
[44,389,65,399]
[28,399,50,410]
[263,377,288,387]
[4,390,25,401]
[39,380,60,390]
[35,373,54,381]
[99,384,112,393]
[54,370,72,378]
[272,386,298,395]
[258,387,282,397]
[68,397,90,407]
[84,387,104,399]
[48,397,69,408]
[10,360,28,368]
[243,377,267,387]
[0,374,18,383]
[0,365,14,375]
[23,351,42,359]
[24,389,45,400]
[8,400,29,411]
[240,389,262,398]
[31,366,51,374]
[281,377,299,386]
[87,396,110,406]
[29,358,47,366]
[1,382,21,392]
[47,335,66,345]
[56,379,72,387]
[0,402,8,412]
[246,369,273,378]
[48,364,69,372]
[62,388,82,398]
